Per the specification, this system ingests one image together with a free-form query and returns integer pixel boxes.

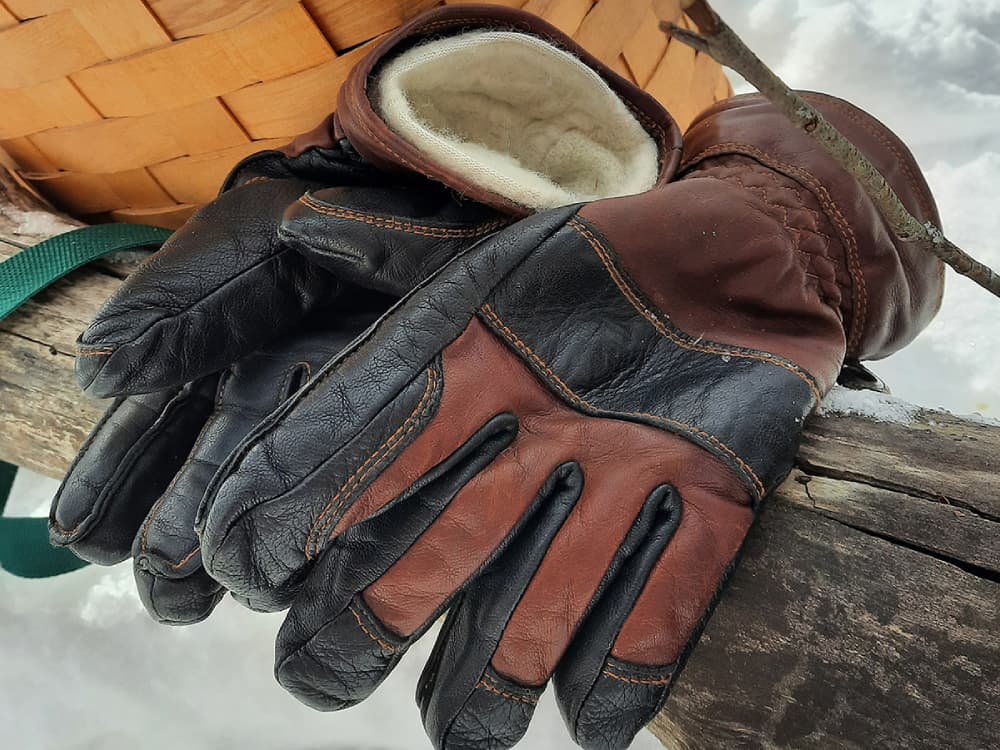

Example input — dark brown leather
[579,176,849,392]
[279,114,336,157]
[333,3,683,216]
[682,92,945,363]
[358,318,752,686]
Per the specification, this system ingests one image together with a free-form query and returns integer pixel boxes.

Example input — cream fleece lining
[374,31,658,210]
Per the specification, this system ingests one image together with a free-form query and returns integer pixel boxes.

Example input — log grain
[1,176,998,749]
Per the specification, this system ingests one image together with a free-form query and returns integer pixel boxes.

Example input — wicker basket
[0,0,731,228]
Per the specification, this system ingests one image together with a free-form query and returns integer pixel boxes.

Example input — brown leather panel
[334,3,682,215]
[362,436,549,637]
[357,318,752,689]
[579,178,847,392]
[611,483,752,666]
[681,92,944,362]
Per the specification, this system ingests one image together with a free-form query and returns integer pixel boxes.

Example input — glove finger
[196,209,575,610]
[274,413,518,709]
[415,462,586,750]
[280,185,509,297]
[76,178,337,398]
[134,320,379,624]
[554,479,752,750]
[133,564,226,625]
[49,378,217,565]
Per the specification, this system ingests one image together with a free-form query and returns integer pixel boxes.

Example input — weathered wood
[1,172,998,748]
[651,499,999,750]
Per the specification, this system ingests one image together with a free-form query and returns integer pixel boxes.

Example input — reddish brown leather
[357,318,752,687]
[579,176,849,392]
[610,479,752,666]
[682,92,945,363]
[333,3,682,216]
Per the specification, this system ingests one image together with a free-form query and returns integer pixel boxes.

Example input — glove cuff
[682,92,945,363]
[332,3,683,216]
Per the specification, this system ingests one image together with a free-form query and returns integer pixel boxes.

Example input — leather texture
[192,90,942,750]
[56,2,680,642]
[55,2,942,747]
[53,122,509,624]
[51,305,380,623]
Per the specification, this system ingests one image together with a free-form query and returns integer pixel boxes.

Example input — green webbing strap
[0,461,88,578]
[1,223,171,319]
[0,224,171,576]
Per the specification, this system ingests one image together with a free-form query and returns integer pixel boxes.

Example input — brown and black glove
[195,92,943,750]
[49,4,679,626]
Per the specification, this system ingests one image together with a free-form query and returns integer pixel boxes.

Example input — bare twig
[663,0,1000,299]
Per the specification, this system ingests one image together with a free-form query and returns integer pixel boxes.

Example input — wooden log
[1,171,998,748]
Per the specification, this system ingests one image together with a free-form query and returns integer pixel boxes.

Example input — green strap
[0,224,171,576]
[0,461,88,578]
[1,223,171,320]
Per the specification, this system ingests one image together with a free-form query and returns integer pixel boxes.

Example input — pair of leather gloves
[49,5,944,750]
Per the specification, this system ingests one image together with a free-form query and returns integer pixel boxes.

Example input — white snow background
[2,1,998,747]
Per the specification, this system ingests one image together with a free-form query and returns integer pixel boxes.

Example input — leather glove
[49,300,381,623]
[49,171,504,623]
[71,3,680,401]
[195,91,943,749]
[53,3,679,626]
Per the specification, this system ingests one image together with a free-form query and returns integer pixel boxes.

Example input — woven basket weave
[0,0,731,228]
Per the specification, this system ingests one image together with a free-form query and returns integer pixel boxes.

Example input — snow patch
[821,386,920,423]
[79,566,145,627]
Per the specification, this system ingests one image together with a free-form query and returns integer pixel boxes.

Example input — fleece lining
[374,31,658,210]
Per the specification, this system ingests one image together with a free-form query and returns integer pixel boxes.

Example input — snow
[820,385,921,423]
[4,1,1000,748]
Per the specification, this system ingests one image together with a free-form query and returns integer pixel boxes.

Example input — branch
[663,0,1000,299]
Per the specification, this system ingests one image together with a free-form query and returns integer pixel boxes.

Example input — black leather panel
[280,185,507,297]
[48,379,217,564]
[554,487,682,749]
[482,218,817,499]
[275,415,518,709]
[199,359,445,612]
[420,463,585,750]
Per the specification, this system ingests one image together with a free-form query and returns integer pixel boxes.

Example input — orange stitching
[299,195,508,239]
[349,606,397,653]
[567,218,823,407]
[305,366,439,559]
[479,305,766,500]
[683,143,868,353]
[476,675,538,706]
[710,166,836,309]
[601,669,670,686]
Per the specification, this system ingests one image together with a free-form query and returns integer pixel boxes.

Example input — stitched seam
[567,218,823,407]
[50,397,130,536]
[305,366,439,559]
[299,194,509,238]
[349,605,397,653]
[476,675,538,706]
[709,167,836,309]
[601,669,670,686]
[479,305,765,500]
[683,143,868,352]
